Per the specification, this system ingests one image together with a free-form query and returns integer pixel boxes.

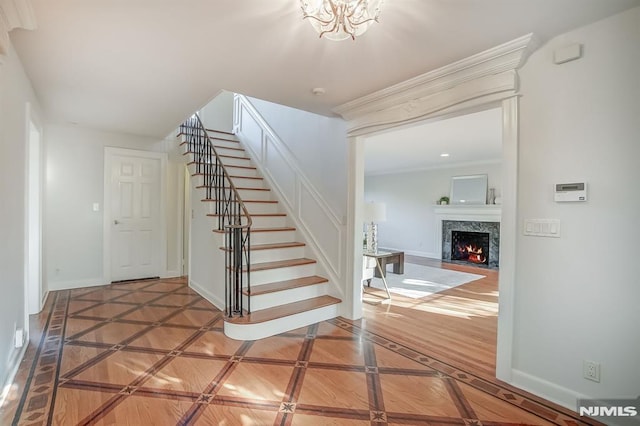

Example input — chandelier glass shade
[300,0,383,41]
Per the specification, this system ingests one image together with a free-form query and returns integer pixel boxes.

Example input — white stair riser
[250,230,295,245]
[224,166,259,178]
[249,246,305,263]
[237,189,272,201]
[246,283,327,311]
[244,203,280,215]
[193,175,264,190]
[213,147,248,158]
[249,215,287,228]
[229,177,265,189]
[224,304,339,341]
[220,157,253,167]
[203,200,278,215]
[199,187,271,202]
[245,263,316,286]
[208,215,286,229]
[209,138,240,149]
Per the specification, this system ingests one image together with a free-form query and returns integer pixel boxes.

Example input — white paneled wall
[234,95,347,296]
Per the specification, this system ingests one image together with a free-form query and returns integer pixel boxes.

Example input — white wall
[45,124,184,290]
[234,95,348,304]
[199,91,234,133]
[0,44,42,390]
[513,6,640,408]
[187,183,225,310]
[246,97,348,220]
[364,163,502,258]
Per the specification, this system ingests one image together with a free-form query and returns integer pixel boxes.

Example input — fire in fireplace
[451,230,490,265]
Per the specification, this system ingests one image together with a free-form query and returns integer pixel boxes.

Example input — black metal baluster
[180,114,252,319]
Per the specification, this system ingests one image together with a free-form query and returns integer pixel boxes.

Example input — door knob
[114,220,120,225]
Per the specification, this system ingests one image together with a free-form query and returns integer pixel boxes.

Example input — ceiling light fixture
[440,153,450,157]
[300,0,383,41]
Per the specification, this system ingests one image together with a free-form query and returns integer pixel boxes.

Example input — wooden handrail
[179,114,252,317]
[192,114,252,229]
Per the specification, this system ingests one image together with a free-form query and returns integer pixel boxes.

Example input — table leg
[393,252,404,274]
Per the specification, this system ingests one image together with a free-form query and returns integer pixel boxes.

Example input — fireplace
[451,231,490,265]
[441,220,500,269]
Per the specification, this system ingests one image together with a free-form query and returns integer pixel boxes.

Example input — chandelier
[300,0,384,41]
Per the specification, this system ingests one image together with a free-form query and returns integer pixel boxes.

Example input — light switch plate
[523,219,561,238]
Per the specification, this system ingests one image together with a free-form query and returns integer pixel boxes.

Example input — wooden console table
[366,250,404,279]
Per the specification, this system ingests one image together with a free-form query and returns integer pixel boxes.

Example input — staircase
[180,116,341,340]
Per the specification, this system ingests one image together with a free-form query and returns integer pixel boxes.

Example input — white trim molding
[233,94,346,302]
[334,33,536,136]
[341,35,534,390]
[0,0,36,57]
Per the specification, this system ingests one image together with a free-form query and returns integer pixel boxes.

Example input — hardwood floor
[359,256,499,379]
[0,273,602,425]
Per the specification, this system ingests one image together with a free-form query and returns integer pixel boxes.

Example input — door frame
[103,147,168,283]
[25,102,44,317]
[338,34,535,385]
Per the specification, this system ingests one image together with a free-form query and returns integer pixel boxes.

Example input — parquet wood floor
[1,272,602,425]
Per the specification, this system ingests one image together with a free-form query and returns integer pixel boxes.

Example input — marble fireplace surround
[434,205,501,269]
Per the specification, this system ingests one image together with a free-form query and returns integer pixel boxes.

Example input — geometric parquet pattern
[6,277,601,425]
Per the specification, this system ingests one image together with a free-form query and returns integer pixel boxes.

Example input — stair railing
[179,114,252,317]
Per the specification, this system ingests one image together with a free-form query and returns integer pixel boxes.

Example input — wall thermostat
[554,182,587,202]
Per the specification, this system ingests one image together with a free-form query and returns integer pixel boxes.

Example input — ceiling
[364,107,502,175]
[10,0,640,137]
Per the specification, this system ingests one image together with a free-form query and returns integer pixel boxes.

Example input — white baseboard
[48,277,105,291]
[0,340,28,408]
[163,270,181,278]
[189,278,224,312]
[511,368,587,412]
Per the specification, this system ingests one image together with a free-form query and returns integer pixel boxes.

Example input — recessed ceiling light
[440,153,450,157]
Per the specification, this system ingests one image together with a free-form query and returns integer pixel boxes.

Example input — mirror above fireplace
[450,174,488,205]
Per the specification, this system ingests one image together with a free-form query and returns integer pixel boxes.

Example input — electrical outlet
[14,329,24,348]
[583,360,600,382]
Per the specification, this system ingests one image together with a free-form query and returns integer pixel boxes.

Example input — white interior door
[109,152,162,282]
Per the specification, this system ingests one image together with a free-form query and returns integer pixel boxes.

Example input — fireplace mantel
[433,205,501,263]
[434,204,502,222]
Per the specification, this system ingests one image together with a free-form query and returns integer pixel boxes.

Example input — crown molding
[0,0,36,57]
[333,33,538,125]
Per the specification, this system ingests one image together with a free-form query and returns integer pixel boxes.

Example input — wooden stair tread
[237,187,270,191]
[245,275,328,296]
[251,227,295,232]
[238,258,316,272]
[219,241,305,251]
[229,175,263,180]
[225,296,340,325]
[206,129,235,136]
[210,137,239,143]
[222,164,257,170]
[207,213,286,218]
[213,226,295,234]
[201,199,277,203]
[196,186,269,191]
[219,153,249,159]
[213,145,244,152]
[213,226,294,234]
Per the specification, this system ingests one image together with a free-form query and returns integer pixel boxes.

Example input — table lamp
[363,201,386,253]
